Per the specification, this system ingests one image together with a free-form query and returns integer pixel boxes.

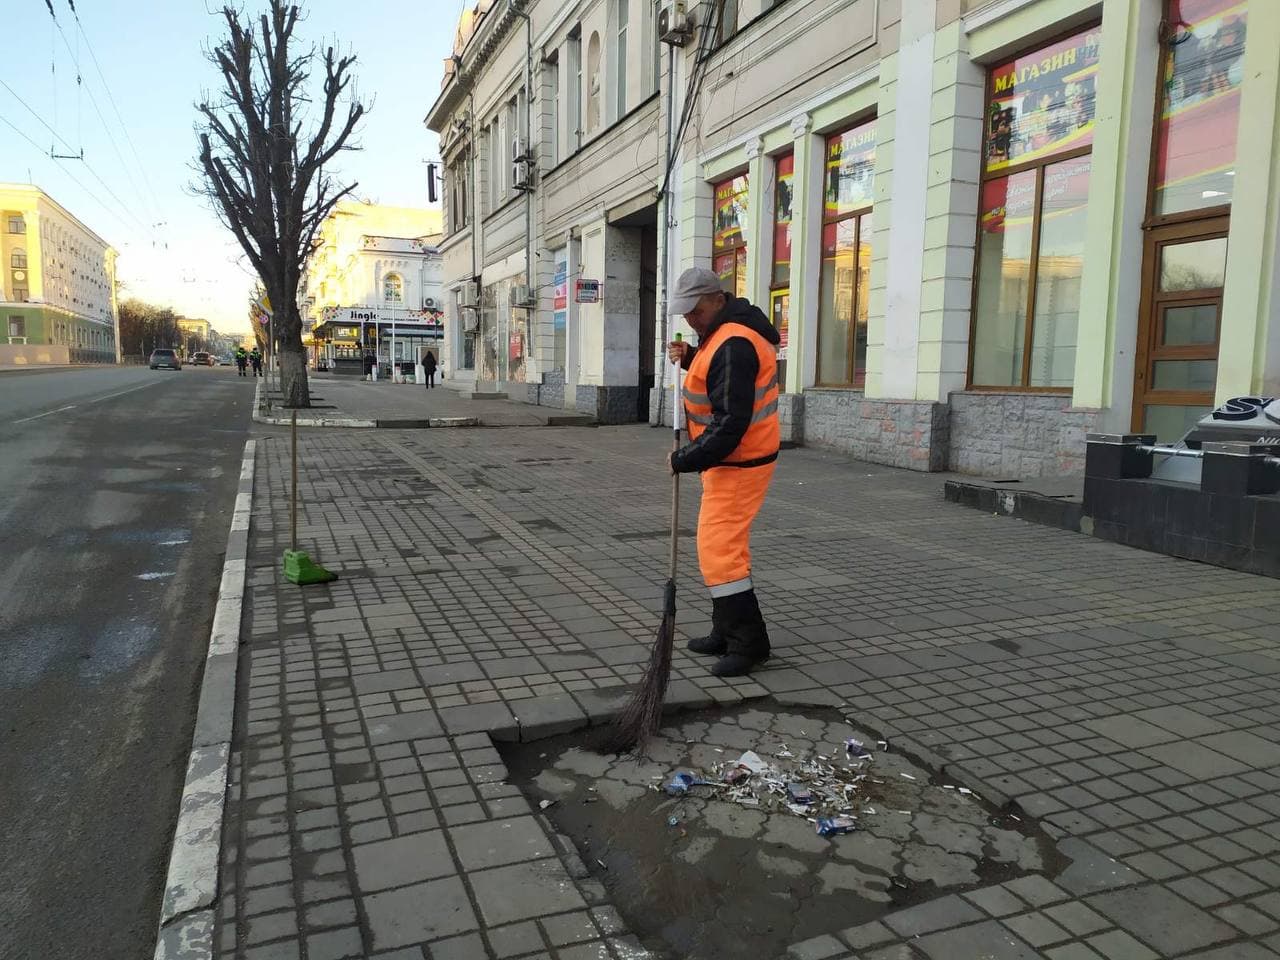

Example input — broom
[610,336,685,753]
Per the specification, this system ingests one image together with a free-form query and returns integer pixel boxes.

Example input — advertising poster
[773,153,794,284]
[553,251,568,337]
[985,27,1102,173]
[1153,0,1248,214]
[713,174,749,251]
[825,122,877,218]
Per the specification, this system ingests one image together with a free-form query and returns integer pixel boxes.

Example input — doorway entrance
[1132,220,1228,439]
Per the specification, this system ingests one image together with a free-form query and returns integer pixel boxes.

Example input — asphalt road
[0,365,255,959]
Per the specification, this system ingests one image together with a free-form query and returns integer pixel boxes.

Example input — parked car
[191,351,214,366]
[150,348,181,371]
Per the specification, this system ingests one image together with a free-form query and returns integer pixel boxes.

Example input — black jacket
[671,297,781,474]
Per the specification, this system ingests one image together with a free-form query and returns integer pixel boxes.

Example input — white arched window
[383,273,403,303]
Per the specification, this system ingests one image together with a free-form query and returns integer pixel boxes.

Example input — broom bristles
[608,604,676,754]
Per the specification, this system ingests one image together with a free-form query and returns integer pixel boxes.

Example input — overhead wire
[43,0,163,229]
[69,2,165,221]
[0,109,144,236]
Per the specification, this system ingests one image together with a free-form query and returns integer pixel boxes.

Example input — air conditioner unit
[458,284,478,309]
[463,311,479,332]
[510,284,535,309]
[423,297,437,310]
[511,135,530,163]
[512,160,531,192]
[658,1,691,45]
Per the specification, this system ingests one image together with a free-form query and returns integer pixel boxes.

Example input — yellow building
[1,183,119,363]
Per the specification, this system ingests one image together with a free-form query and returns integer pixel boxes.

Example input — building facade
[1,184,119,364]
[428,0,1280,473]
[300,201,445,375]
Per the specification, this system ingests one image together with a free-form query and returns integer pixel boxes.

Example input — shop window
[770,152,795,383]
[712,172,749,298]
[1152,0,1248,217]
[816,120,876,387]
[8,316,24,338]
[771,153,794,288]
[970,26,1101,390]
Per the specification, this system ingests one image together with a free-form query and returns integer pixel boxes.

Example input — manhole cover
[501,703,1064,960]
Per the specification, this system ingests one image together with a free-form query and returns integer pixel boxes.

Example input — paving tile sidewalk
[265,374,593,427]
[216,423,1280,959]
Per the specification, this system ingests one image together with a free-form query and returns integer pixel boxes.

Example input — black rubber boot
[711,590,770,677]
[687,598,728,656]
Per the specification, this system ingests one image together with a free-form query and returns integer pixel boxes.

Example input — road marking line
[12,404,76,424]
[9,377,164,425]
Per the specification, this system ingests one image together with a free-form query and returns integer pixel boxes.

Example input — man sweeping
[667,267,781,677]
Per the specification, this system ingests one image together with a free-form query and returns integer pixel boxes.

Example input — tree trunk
[279,342,310,407]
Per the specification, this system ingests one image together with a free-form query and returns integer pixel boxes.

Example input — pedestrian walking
[666,267,781,677]
[363,349,376,381]
[235,346,248,377]
[249,348,263,377]
[421,349,437,389]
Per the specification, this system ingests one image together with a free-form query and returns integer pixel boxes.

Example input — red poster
[986,27,1102,173]
[1153,0,1247,212]
[772,153,794,280]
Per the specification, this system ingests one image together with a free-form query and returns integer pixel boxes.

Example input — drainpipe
[509,0,534,389]
[656,44,676,425]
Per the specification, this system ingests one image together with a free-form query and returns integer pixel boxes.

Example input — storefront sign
[713,173,749,251]
[509,332,523,360]
[575,279,601,303]
[985,27,1102,173]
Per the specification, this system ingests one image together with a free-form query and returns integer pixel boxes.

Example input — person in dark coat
[363,349,376,381]
[421,349,438,388]
[249,348,263,377]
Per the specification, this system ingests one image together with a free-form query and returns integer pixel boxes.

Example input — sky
[1,0,461,335]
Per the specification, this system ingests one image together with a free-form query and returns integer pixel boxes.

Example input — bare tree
[196,2,363,407]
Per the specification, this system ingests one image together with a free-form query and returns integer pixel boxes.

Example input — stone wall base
[646,387,1096,478]
[947,392,1102,478]
[803,391,949,471]
[577,385,639,424]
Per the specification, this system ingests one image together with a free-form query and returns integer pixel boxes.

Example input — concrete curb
[250,378,486,429]
[153,439,257,960]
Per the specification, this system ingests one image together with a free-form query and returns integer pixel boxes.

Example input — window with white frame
[384,273,403,303]
[569,27,583,151]
[546,54,560,167]
[614,0,629,120]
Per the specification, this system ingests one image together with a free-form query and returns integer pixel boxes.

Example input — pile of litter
[652,734,890,836]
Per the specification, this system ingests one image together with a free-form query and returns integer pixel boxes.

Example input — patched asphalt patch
[501,702,1065,960]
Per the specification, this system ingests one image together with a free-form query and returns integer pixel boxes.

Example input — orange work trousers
[695,462,776,596]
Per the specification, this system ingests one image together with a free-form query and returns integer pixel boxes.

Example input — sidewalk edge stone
[152,438,256,960]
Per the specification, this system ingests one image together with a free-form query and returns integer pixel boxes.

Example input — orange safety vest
[683,321,780,465]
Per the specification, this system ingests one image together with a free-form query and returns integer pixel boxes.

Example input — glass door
[1132,219,1228,439]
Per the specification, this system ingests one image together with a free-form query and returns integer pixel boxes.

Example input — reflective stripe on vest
[682,321,781,465]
